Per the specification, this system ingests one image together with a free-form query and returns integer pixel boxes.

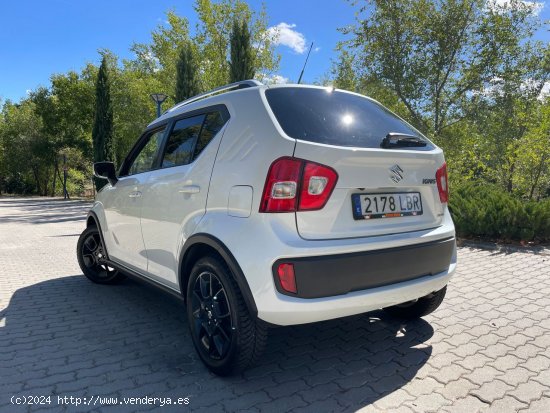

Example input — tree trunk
[42,167,51,196]
[56,167,64,197]
[506,161,515,193]
[32,166,41,195]
[51,158,58,197]
[528,155,547,200]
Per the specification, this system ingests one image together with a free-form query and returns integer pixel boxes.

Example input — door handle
[179,185,200,194]
[128,191,142,198]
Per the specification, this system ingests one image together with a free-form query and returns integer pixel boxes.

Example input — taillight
[259,157,338,213]
[277,263,296,293]
[299,162,339,210]
[436,163,448,203]
[260,158,302,212]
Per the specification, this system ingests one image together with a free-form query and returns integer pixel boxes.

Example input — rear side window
[162,115,205,168]
[160,110,228,169]
[193,111,226,160]
[265,87,433,150]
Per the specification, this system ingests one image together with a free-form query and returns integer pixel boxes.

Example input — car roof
[147,82,346,128]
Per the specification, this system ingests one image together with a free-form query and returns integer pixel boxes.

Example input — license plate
[352,192,423,220]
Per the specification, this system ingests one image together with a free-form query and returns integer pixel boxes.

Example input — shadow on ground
[0,198,91,225]
[0,274,433,412]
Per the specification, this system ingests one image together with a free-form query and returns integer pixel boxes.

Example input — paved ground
[0,197,549,413]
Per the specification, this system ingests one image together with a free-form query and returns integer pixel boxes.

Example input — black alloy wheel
[190,271,233,360]
[186,255,267,376]
[77,226,125,284]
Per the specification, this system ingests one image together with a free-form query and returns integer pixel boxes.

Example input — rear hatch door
[265,86,446,240]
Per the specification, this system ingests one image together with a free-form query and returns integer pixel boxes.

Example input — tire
[186,255,267,376]
[77,226,126,284]
[383,286,447,319]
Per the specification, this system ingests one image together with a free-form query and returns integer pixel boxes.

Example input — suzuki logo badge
[389,164,404,183]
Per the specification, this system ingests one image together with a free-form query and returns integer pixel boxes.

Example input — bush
[449,182,550,243]
[66,169,89,197]
[2,173,36,195]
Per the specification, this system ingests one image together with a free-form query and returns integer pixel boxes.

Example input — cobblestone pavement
[1,197,549,413]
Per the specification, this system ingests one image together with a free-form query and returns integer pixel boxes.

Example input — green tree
[98,49,162,165]
[111,65,161,165]
[92,55,115,190]
[49,70,95,156]
[0,101,4,194]
[513,100,550,200]
[31,70,95,196]
[330,52,416,125]
[458,41,550,194]
[0,100,51,195]
[130,1,279,93]
[30,87,63,196]
[342,0,544,137]
[1,1,280,196]
[229,19,255,82]
[194,0,278,88]
[130,11,191,90]
[332,50,357,92]
[175,42,201,102]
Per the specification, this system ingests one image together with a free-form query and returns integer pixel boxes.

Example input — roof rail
[167,79,263,113]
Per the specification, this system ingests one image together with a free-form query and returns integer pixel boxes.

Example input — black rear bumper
[272,237,455,299]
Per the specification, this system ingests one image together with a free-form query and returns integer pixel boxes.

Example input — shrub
[449,182,550,243]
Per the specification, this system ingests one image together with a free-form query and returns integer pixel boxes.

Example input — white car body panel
[92,83,456,326]
[139,124,227,288]
[99,174,149,272]
[293,141,445,240]
[192,208,455,325]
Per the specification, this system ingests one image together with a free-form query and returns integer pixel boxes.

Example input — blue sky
[0,0,355,102]
[0,0,548,103]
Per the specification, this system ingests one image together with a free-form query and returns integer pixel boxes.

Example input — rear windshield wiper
[380,133,427,149]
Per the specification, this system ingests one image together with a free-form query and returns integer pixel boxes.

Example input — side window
[127,128,165,175]
[193,111,227,161]
[162,115,204,168]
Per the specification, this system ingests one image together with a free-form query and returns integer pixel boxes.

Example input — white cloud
[267,22,306,54]
[257,73,289,85]
[133,50,160,73]
[486,0,544,15]
[476,77,550,100]
[314,47,321,53]
[538,81,550,100]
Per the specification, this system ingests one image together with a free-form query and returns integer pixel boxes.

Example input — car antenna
[297,42,314,84]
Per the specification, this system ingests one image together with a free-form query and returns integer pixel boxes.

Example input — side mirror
[93,162,118,186]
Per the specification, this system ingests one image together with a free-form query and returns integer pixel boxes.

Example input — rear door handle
[179,185,200,194]
[128,191,142,198]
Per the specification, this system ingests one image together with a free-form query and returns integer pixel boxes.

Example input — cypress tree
[229,19,255,83]
[175,43,200,102]
[92,55,114,190]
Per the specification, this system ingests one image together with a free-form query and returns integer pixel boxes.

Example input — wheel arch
[86,214,98,228]
[179,234,258,318]
[86,211,110,260]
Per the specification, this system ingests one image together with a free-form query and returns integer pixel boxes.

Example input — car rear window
[265,87,433,150]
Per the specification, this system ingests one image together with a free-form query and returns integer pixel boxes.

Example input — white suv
[77,80,456,375]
